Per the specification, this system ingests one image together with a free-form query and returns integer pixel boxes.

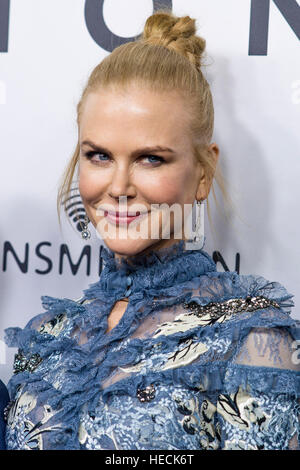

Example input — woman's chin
[102,238,162,257]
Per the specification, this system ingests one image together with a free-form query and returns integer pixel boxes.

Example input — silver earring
[80,214,91,240]
[185,199,205,250]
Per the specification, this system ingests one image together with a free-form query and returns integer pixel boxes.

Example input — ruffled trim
[224,363,300,396]
[99,239,208,270]
[238,274,295,315]
[83,240,217,299]
[97,362,300,402]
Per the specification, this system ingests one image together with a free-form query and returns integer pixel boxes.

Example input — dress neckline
[99,239,193,269]
[83,239,217,301]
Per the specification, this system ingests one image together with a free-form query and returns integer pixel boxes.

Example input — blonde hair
[57,7,231,234]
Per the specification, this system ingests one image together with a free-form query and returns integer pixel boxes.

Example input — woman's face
[79,83,218,257]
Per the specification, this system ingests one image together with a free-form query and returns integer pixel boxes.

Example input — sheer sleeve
[217,326,300,450]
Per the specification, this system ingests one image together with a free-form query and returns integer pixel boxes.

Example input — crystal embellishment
[13,348,43,374]
[183,295,280,321]
[136,384,156,402]
[81,229,91,240]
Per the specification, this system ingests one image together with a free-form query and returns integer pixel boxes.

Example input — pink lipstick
[104,210,148,225]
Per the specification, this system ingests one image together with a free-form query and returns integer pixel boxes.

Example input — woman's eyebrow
[80,140,176,155]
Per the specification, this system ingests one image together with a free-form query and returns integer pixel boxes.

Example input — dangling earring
[194,199,205,248]
[80,214,91,240]
[185,199,205,250]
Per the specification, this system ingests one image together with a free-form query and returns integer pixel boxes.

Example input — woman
[4,10,300,450]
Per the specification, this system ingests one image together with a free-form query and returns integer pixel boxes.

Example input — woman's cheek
[145,173,185,204]
[79,169,104,201]
[78,175,91,200]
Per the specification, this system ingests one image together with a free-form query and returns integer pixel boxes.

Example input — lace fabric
[3,240,300,450]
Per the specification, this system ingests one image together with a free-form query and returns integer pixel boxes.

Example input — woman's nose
[108,164,135,200]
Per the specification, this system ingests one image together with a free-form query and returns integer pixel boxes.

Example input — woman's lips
[104,210,148,225]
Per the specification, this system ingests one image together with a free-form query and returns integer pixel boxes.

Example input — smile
[104,210,148,226]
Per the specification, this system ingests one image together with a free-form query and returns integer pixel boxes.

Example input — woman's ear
[196,142,219,201]
[209,142,220,169]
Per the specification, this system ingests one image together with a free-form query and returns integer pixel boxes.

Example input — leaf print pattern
[119,337,209,375]
[152,303,241,339]
[5,390,62,450]
[153,312,206,337]
[217,391,250,430]
[39,313,68,337]
[217,387,272,431]
[198,399,221,449]
[161,338,208,370]
[213,386,300,450]
[173,392,221,449]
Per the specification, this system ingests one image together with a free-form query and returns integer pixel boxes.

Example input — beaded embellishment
[13,348,43,374]
[136,384,156,402]
[183,295,280,321]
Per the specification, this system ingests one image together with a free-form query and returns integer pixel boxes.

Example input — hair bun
[142,10,206,71]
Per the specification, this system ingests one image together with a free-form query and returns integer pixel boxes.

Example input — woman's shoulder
[158,269,300,372]
[181,269,300,376]
[189,269,299,344]
[186,269,297,323]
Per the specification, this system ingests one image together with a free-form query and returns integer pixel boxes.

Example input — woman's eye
[84,151,110,163]
[141,155,164,165]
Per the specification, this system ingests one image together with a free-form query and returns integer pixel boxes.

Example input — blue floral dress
[3,240,300,450]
